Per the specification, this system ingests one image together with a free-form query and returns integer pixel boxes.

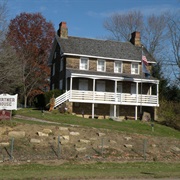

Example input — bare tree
[103,10,143,41]
[0,1,8,42]
[0,42,21,94]
[142,13,167,57]
[166,12,180,84]
[0,1,21,94]
[103,11,167,57]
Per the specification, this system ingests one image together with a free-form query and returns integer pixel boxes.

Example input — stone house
[48,22,159,120]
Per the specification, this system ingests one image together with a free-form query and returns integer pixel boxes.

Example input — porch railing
[54,90,158,107]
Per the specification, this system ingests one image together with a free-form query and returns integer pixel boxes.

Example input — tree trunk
[24,95,27,108]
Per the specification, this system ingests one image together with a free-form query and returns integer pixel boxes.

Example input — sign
[0,94,18,110]
[0,110,11,120]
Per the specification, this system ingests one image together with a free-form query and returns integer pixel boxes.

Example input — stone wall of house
[65,56,151,75]
[65,101,155,120]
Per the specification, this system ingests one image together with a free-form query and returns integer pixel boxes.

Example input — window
[52,63,55,76]
[114,61,122,73]
[52,83,54,90]
[131,63,139,74]
[80,58,89,70]
[59,80,63,90]
[97,60,105,72]
[54,52,56,59]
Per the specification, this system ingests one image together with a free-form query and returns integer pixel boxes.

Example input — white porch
[55,71,159,120]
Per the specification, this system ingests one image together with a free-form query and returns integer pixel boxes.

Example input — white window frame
[79,57,89,70]
[97,59,106,72]
[114,61,122,73]
[131,63,139,74]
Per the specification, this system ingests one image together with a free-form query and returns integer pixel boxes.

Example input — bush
[158,100,180,130]
[33,89,62,110]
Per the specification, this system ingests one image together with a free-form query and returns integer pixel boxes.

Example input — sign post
[0,94,18,120]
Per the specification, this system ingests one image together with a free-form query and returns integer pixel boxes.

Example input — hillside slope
[0,117,180,163]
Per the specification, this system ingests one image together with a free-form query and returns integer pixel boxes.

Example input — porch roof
[66,68,159,83]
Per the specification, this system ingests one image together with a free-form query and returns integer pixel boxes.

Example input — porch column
[70,77,73,99]
[136,82,139,103]
[91,79,96,119]
[92,103,94,119]
[157,83,159,105]
[114,104,116,117]
[135,106,138,120]
[149,85,152,95]
[115,80,117,102]
[93,79,96,101]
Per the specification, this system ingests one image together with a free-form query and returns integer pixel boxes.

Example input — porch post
[92,103,94,119]
[114,104,116,117]
[135,106,138,120]
[149,85,152,95]
[70,77,73,98]
[157,83,159,105]
[115,80,117,102]
[93,79,95,101]
[136,82,139,103]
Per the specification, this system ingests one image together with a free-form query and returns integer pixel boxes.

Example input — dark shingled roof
[56,35,156,63]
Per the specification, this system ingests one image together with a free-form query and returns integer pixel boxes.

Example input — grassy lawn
[0,161,180,179]
[13,108,180,139]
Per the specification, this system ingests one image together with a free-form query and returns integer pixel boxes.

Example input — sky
[5,0,180,39]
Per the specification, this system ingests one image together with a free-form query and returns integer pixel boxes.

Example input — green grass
[0,162,180,179]
[13,108,180,139]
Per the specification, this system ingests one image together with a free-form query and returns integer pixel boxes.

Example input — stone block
[42,129,52,134]
[0,142,10,147]
[8,131,25,138]
[30,138,41,143]
[70,132,80,136]
[79,139,91,143]
[75,147,86,152]
[124,144,133,148]
[37,132,49,137]
[97,132,106,137]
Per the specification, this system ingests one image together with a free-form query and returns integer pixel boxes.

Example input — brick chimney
[130,31,141,47]
[57,22,68,38]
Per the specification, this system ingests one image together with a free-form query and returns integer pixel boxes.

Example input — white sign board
[0,94,18,110]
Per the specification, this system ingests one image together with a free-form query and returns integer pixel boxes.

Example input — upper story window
[114,61,122,73]
[97,60,106,72]
[131,63,139,74]
[80,57,89,70]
